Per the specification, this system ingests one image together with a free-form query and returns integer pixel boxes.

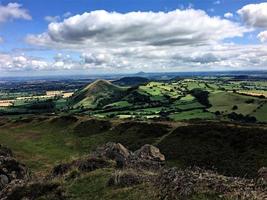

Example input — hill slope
[70,80,126,109]
[113,76,149,86]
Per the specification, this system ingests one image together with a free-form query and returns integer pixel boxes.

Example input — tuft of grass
[65,168,157,200]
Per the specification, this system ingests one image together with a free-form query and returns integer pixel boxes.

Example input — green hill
[70,80,126,109]
[112,76,149,86]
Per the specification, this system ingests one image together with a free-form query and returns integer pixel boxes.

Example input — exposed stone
[0,156,29,181]
[156,167,267,200]
[95,142,131,168]
[0,145,13,157]
[0,174,9,190]
[134,144,165,162]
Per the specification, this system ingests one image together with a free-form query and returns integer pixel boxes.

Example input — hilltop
[112,76,149,86]
[70,80,127,109]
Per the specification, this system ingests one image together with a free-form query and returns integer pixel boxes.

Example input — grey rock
[0,174,9,190]
[134,144,165,162]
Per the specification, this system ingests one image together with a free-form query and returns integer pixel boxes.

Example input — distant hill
[113,76,149,86]
[70,80,126,109]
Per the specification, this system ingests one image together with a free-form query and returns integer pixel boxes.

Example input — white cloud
[0,53,82,72]
[0,54,48,72]
[0,8,256,73]
[237,2,267,28]
[26,9,247,49]
[0,37,4,43]
[23,9,260,72]
[258,31,267,43]
[224,12,233,19]
[0,3,31,23]
[213,0,220,5]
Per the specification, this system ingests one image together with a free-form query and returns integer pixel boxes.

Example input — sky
[0,0,267,76]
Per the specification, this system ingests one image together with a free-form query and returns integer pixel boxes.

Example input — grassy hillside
[112,76,149,86]
[70,80,127,109]
[158,122,267,178]
[0,116,266,179]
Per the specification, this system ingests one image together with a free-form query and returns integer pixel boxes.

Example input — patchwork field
[1,77,267,123]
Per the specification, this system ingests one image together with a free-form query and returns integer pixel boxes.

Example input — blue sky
[0,0,267,76]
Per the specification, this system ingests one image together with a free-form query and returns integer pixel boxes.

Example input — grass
[252,102,267,122]
[65,169,157,200]
[0,120,81,173]
[208,91,264,115]
[0,118,171,173]
[104,101,132,109]
[0,116,267,199]
[169,109,214,121]
[158,123,267,178]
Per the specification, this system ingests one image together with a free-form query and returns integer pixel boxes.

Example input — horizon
[1,69,267,80]
[0,0,267,76]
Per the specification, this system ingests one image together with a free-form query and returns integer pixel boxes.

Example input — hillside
[112,76,149,86]
[70,80,126,109]
[0,139,266,200]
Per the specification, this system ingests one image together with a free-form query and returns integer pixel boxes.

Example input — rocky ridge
[0,143,266,200]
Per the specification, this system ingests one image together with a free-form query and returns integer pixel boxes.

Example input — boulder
[134,144,165,162]
[96,143,131,168]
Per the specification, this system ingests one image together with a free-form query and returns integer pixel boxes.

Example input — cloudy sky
[0,0,267,76]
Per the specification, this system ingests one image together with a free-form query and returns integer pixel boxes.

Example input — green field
[1,78,267,123]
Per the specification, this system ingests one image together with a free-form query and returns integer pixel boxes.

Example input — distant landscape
[1,0,267,199]
[1,71,267,123]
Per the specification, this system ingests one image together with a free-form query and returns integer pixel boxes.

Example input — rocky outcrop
[156,167,267,200]
[95,142,131,168]
[134,144,165,162]
[0,143,266,200]
[94,142,165,170]
[0,145,66,200]
[0,146,29,192]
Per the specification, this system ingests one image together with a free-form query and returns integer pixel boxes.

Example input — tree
[232,105,238,110]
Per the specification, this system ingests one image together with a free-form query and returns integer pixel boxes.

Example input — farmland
[1,76,267,123]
